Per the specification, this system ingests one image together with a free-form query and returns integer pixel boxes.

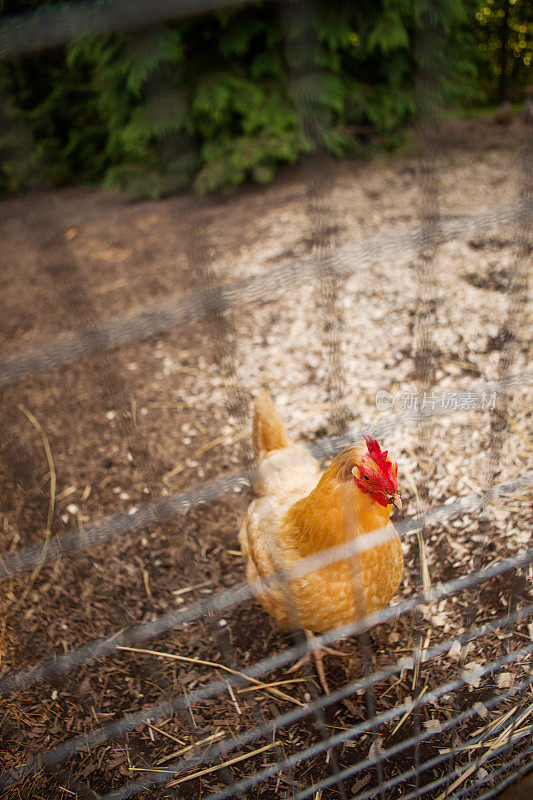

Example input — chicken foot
[287,629,346,695]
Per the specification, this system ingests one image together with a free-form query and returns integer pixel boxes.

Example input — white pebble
[496,672,512,689]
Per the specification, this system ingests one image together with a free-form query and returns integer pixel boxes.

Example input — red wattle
[371,492,390,507]
[354,477,390,507]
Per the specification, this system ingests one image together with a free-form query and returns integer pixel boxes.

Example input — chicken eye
[363,475,369,481]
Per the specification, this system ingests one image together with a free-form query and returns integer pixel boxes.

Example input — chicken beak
[391,492,402,509]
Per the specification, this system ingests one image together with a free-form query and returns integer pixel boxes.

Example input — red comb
[363,435,395,481]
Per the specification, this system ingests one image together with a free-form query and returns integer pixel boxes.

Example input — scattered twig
[226,681,242,715]
[194,427,248,457]
[117,646,305,707]
[171,580,213,596]
[10,406,57,612]
[142,568,153,602]
[166,742,277,787]
[162,464,184,486]
[434,703,533,800]
[155,731,224,766]
[146,722,186,747]
[237,677,308,694]
[390,685,428,738]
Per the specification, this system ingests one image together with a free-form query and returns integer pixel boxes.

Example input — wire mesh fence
[0,1,531,800]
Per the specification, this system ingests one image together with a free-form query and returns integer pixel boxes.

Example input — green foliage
[473,0,532,100]
[0,0,110,189]
[1,0,521,197]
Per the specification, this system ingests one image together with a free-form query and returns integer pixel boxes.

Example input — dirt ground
[0,115,531,800]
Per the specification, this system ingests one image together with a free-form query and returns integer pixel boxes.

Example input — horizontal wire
[0,0,264,58]
[378,727,533,800]
[296,681,533,800]
[0,469,248,581]
[364,706,533,800]
[120,686,533,800]
[177,645,533,800]
[100,680,532,800]
[474,756,533,800]
[1,553,531,792]
[68,608,533,800]
[0,205,522,388]
[1,12,530,800]
[1,472,530,697]
[396,727,533,800]
[1,370,529,581]
[452,748,533,800]
[327,690,533,800]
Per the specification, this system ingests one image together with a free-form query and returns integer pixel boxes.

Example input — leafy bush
[1,0,523,196]
[473,0,532,101]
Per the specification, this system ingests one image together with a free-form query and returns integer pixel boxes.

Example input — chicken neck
[285,469,393,558]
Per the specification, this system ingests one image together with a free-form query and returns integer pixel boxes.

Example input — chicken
[239,391,403,693]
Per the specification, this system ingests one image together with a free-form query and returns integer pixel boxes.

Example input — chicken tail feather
[253,391,290,460]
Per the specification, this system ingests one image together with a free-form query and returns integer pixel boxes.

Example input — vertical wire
[0,58,155,800]
[103,37,251,796]
[476,110,531,560]
[282,5,400,799]
[0,83,52,709]
[186,223,254,481]
[0,31,244,799]
[104,37,248,798]
[459,63,533,797]
[281,5,401,798]
[275,4,354,798]
[306,165,350,436]
[0,77,149,783]
[185,219,300,795]
[408,3,532,796]
[4,25,300,796]
[279,0,350,437]
[288,4,384,800]
[350,619,387,800]
[0,82,60,515]
[113,35,254,796]
[411,2,445,796]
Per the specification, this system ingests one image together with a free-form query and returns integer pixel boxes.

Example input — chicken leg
[286,629,346,695]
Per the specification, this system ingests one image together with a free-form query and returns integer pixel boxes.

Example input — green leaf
[366,11,410,54]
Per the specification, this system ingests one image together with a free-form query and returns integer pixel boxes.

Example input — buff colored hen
[239,391,403,692]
